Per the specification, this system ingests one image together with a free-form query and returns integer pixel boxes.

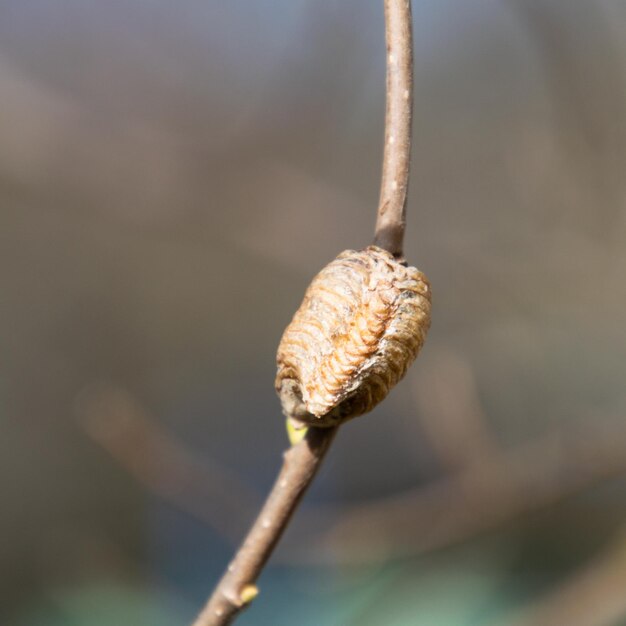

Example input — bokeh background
[2,1,626,625]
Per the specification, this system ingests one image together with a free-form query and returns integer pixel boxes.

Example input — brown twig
[193,3,415,624]
[374,0,414,258]
[192,427,337,626]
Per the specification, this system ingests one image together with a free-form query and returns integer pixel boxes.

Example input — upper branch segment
[374,0,414,257]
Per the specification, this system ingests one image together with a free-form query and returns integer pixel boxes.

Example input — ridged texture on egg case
[276,246,431,427]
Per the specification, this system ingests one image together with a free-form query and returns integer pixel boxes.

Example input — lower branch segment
[191,426,338,626]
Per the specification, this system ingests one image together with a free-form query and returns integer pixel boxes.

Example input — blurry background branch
[411,348,500,472]
[510,526,626,626]
[308,415,626,565]
[75,384,260,544]
[508,0,626,239]
[76,377,626,568]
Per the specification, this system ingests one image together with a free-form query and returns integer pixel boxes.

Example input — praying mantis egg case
[276,245,431,428]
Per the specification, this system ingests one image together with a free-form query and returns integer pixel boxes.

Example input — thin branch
[374,0,414,258]
[191,427,337,626]
[193,2,416,624]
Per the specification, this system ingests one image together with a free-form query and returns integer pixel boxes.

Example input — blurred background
[1,1,626,624]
